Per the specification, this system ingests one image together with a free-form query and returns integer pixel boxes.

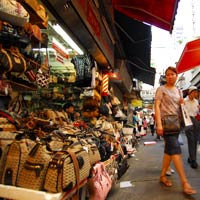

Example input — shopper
[142,117,148,135]
[132,111,138,135]
[149,113,155,136]
[184,86,200,169]
[154,66,196,195]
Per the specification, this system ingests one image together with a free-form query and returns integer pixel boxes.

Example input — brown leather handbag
[161,114,181,134]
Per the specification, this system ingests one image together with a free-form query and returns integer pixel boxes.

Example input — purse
[17,142,53,190]
[0,47,27,74]
[88,162,112,200]
[44,147,91,193]
[0,140,35,186]
[161,114,181,134]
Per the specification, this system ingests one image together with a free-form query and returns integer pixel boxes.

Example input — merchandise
[44,148,91,193]
[17,142,52,190]
[0,140,35,186]
[0,0,29,26]
[0,47,27,74]
[161,114,181,134]
[88,162,112,200]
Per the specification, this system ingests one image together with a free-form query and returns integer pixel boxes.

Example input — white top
[184,96,199,117]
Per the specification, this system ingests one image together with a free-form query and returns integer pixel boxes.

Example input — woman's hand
[179,98,184,104]
[156,124,163,136]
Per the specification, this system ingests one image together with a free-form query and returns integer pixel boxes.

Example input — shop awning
[112,0,180,33]
[176,39,200,74]
[115,11,156,85]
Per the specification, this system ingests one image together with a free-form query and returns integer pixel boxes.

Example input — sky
[142,0,193,90]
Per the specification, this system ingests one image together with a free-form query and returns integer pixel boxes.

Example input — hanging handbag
[35,68,50,87]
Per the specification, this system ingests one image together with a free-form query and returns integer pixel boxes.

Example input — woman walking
[154,66,196,195]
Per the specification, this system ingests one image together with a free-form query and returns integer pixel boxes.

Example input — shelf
[0,184,64,200]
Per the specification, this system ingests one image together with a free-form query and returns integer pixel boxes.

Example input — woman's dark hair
[63,102,74,110]
[165,66,178,75]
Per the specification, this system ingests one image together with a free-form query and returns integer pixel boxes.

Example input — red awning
[112,0,179,33]
[176,39,200,74]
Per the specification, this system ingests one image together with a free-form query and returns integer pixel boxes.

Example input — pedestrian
[154,66,196,195]
[142,117,148,135]
[184,86,200,168]
[133,111,138,135]
[149,113,155,136]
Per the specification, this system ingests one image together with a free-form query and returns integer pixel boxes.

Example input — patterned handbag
[80,138,101,166]
[0,47,27,74]
[35,68,50,88]
[17,142,53,190]
[0,139,35,186]
[44,143,91,193]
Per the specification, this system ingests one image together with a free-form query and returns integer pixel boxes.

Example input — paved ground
[107,132,200,200]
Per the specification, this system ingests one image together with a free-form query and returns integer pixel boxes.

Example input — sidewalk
[107,132,200,200]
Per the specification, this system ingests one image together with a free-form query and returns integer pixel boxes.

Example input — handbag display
[161,114,181,134]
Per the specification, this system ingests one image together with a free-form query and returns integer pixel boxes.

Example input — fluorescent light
[50,23,84,55]
[32,48,56,52]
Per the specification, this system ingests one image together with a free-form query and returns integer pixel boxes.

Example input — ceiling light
[50,23,84,55]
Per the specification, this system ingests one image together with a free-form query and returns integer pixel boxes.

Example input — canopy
[115,11,156,85]
[176,39,200,74]
[112,0,179,33]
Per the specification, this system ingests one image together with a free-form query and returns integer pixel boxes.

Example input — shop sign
[52,38,69,59]
[73,0,114,67]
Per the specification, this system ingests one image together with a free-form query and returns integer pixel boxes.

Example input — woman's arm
[155,99,163,136]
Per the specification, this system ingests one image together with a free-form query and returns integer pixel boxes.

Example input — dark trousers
[185,117,198,161]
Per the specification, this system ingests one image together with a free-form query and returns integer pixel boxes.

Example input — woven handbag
[0,140,35,186]
[80,138,101,165]
[17,142,53,190]
[44,147,91,193]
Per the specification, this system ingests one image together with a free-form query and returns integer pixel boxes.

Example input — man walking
[184,86,200,169]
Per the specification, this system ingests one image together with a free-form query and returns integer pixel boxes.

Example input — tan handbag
[0,140,35,186]
[17,142,53,190]
[44,147,91,193]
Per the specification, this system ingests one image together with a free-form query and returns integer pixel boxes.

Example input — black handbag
[161,114,181,134]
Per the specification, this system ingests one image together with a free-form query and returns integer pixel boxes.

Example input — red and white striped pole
[101,73,109,96]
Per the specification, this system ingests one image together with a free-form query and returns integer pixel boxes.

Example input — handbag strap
[67,149,80,200]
